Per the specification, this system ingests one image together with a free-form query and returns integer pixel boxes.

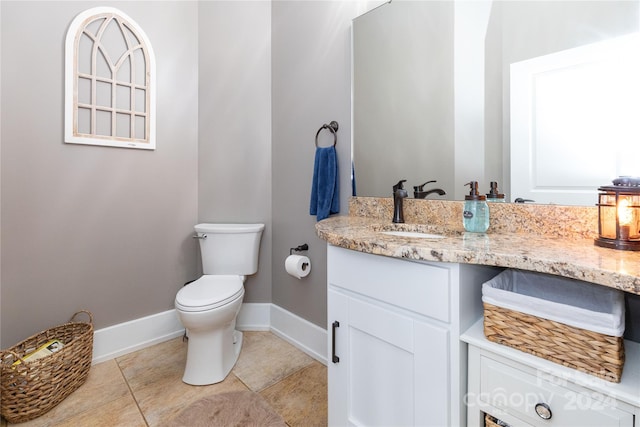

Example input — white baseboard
[269,305,328,365]
[92,304,327,366]
[236,303,271,330]
[92,309,184,364]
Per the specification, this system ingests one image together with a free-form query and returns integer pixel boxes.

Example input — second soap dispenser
[463,181,489,233]
[486,181,505,203]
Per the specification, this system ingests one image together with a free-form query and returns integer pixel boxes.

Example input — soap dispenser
[486,181,505,203]
[463,181,489,233]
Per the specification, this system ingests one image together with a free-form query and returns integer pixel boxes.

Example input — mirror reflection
[352,0,640,205]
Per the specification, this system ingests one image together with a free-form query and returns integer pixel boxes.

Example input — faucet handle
[514,198,535,203]
[393,179,407,192]
[413,180,437,191]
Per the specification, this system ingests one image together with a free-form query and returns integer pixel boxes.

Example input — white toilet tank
[194,223,264,275]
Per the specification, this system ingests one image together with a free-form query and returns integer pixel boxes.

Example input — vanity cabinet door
[328,288,450,427]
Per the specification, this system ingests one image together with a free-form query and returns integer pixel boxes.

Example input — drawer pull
[534,402,552,420]
[332,321,340,363]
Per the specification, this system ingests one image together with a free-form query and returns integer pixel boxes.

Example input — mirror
[352,0,640,205]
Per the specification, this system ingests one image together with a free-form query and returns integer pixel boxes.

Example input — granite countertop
[316,215,640,295]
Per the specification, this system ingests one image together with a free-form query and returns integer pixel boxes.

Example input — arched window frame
[65,7,156,150]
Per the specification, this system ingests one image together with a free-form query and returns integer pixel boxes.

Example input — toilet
[175,223,264,385]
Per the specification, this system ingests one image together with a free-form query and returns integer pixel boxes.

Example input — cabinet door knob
[534,402,552,420]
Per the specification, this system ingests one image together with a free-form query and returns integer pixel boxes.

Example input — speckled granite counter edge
[314,198,640,295]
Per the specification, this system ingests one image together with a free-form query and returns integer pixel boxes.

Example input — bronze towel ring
[315,121,339,147]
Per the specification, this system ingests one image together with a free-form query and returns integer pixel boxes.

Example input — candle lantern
[595,177,640,250]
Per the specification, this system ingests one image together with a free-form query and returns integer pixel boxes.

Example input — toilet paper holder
[286,244,311,279]
[289,243,309,255]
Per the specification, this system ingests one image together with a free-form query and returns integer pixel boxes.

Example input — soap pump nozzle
[486,181,505,202]
[464,181,486,201]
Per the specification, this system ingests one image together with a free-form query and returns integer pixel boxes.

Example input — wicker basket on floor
[484,302,624,382]
[0,311,93,423]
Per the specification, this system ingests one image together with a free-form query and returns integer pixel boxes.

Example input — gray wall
[0,0,377,347]
[197,1,273,303]
[1,1,199,347]
[271,1,357,328]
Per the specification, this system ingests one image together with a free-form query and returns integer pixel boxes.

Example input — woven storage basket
[0,310,93,423]
[484,302,624,382]
[483,269,625,383]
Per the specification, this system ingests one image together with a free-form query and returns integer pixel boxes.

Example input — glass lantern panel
[600,204,617,239]
[600,193,616,207]
[618,195,640,239]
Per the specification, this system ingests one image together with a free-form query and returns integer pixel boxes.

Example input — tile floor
[2,331,327,427]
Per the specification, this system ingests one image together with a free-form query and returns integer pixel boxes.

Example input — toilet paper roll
[285,255,311,279]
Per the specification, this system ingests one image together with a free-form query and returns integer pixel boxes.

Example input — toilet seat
[175,275,244,312]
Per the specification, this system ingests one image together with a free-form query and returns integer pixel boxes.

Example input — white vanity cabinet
[327,245,499,426]
[462,320,640,427]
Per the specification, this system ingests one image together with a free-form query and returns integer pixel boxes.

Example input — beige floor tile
[116,337,187,393]
[8,359,130,427]
[4,332,327,426]
[54,394,146,427]
[260,361,328,427]
[232,331,315,392]
[135,372,250,427]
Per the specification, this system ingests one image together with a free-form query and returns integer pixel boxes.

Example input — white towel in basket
[482,269,625,337]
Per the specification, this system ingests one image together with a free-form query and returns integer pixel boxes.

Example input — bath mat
[162,390,286,427]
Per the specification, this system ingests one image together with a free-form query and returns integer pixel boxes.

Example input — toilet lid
[175,275,244,312]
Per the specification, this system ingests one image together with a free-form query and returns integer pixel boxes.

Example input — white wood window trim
[65,7,156,150]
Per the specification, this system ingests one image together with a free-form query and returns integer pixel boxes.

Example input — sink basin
[380,230,445,239]
[370,223,461,239]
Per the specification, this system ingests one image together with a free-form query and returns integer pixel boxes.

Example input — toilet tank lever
[192,234,207,240]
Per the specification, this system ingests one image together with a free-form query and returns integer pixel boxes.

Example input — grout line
[258,360,324,396]
[256,361,327,427]
[114,356,150,427]
[230,371,255,393]
[224,372,294,427]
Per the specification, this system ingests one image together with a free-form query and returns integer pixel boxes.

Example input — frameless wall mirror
[352,0,640,205]
[65,7,156,150]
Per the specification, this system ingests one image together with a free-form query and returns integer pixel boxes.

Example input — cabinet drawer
[328,245,450,322]
[480,356,634,427]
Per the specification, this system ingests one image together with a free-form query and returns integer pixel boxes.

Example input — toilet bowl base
[178,293,244,386]
[181,324,243,386]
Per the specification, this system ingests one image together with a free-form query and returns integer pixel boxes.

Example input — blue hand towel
[310,145,339,221]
